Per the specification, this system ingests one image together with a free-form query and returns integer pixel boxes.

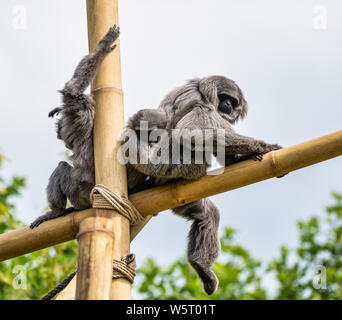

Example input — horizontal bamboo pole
[0,129,341,262]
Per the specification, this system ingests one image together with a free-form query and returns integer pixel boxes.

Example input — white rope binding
[90,184,144,225]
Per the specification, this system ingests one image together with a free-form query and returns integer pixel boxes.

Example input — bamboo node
[76,227,115,240]
[270,151,282,175]
[113,253,136,283]
[90,184,144,225]
[91,86,123,95]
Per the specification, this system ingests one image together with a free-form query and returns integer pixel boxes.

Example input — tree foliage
[137,194,342,300]
[267,192,342,299]
[0,155,77,300]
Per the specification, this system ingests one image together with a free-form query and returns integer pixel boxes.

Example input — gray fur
[30,25,281,295]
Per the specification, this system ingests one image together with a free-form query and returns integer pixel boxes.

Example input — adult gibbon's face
[211,76,248,124]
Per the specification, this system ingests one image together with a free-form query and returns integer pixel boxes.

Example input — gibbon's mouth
[218,111,235,123]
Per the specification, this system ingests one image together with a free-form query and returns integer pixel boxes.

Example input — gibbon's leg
[30,162,75,229]
[172,198,220,295]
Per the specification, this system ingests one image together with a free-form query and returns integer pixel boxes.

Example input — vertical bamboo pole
[75,0,131,299]
[56,218,152,300]
[76,217,115,299]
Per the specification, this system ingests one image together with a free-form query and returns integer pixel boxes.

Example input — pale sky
[0,0,341,283]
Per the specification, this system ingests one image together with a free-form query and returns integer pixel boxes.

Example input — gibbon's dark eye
[218,94,229,103]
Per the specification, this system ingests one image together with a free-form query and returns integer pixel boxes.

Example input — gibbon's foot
[30,213,52,229]
[29,207,76,229]
[201,270,219,296]
[250,153,264,162]
[203,272,219,295]
[190,261,219,295]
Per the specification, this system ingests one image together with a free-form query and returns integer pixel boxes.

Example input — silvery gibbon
[30,25,281,295]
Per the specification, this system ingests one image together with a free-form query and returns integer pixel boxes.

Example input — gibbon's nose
[221,102,233,115]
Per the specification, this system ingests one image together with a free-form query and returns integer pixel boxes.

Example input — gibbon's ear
[199,77,219,106]
[128,109,168,131]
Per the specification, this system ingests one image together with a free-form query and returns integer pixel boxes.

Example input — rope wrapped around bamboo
[113,253,136,283]
[90,184,144,225]
[40,252,137,300]
[90,185,140,285]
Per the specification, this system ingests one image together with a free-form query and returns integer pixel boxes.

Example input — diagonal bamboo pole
[75,0,131,300]
[0,129,341,264]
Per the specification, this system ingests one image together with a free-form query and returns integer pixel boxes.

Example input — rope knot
[113,253,137,283]
[90,184,144,225]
